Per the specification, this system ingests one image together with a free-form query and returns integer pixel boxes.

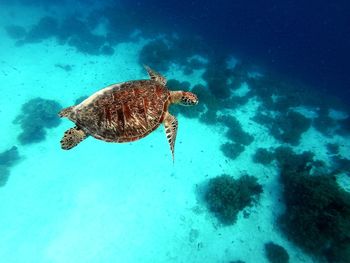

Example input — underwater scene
[1,1,350,262]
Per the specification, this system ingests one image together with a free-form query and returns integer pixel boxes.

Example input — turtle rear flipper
[144,65,167,85]
[60,126,87,150]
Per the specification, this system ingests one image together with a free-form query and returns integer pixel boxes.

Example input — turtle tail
[58,106,74,118]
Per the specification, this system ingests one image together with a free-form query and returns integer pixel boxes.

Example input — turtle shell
[72,80,170,142]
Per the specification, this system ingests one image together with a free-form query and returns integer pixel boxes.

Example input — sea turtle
[58,65,198,160]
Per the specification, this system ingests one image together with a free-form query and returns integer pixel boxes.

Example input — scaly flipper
[144,65,167,85]
[60,126,87,150]
[163,112,178,161]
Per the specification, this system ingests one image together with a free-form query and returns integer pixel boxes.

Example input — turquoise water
[1,2,350,263]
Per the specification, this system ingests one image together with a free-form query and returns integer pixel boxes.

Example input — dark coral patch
[183,57,206,75]
[226,127,254,146]
[202,56,232,99]
[274,146,314,168]
[100,45,115,56]
[313,113,336,137]
[14,98,62,145]
[139,39,173,72]
[265,111,311,145]
[0,165,10,187]
[220,142,245,160]
[17,15,107,55]
[331,155,350,175]
[198,110,217,125]
[202,174,262,225]
[277,153,350,262]
[24,16,58,43]
[336,116,350,136]
[0,146,20,167]
[166,79,190,90]
[265,242,289,263]
[252,148,275,165]
[326,143,339,155]
[139,34,208,74]
[219,115,254,146]
[253,111,311,145]
[0,146,21,187]
[251,112,274,127]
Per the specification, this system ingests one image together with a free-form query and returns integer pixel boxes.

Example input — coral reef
[14,98,62,145]
[100,45,115,56]
[24,16,58,43]
[219,115,254,146]
[203,174,262,225]
[139,36,207,72]
[166,79,191,90]
[337,117,350,135]
[202,56,232,99]
[264,242,289,263]
[331,155,350,175]
[0,146,21,187]
[251,111,275,126]
[274,146,314,168]
[278,156,350,262]
[17,15,107,55]
[313,114,336,137]
[326,143,339,155]
[198,110,217,125]
[0,166,10,187]
[59,16,106,55]
[226,127,254,146]
[271,111,311,145]
[252,148,275,165]
[183,57,206,75]
[248,75,320,112]
[0,146,20,167]
[221,95,250,109]
[220,142,245,160]
[139,39,173,72]
[247,76,277,108]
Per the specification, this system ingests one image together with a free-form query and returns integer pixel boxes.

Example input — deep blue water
[4,0,350,100]
[123,0,350,100]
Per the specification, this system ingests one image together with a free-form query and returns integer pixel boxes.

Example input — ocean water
[1,1,350,263]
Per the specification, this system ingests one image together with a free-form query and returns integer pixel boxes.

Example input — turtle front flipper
[60,126,88,150]
[163,112,178,161]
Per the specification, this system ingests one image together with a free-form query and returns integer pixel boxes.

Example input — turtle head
[171,91,198,106]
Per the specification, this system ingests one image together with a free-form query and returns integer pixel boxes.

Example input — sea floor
[1,4,350,263]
